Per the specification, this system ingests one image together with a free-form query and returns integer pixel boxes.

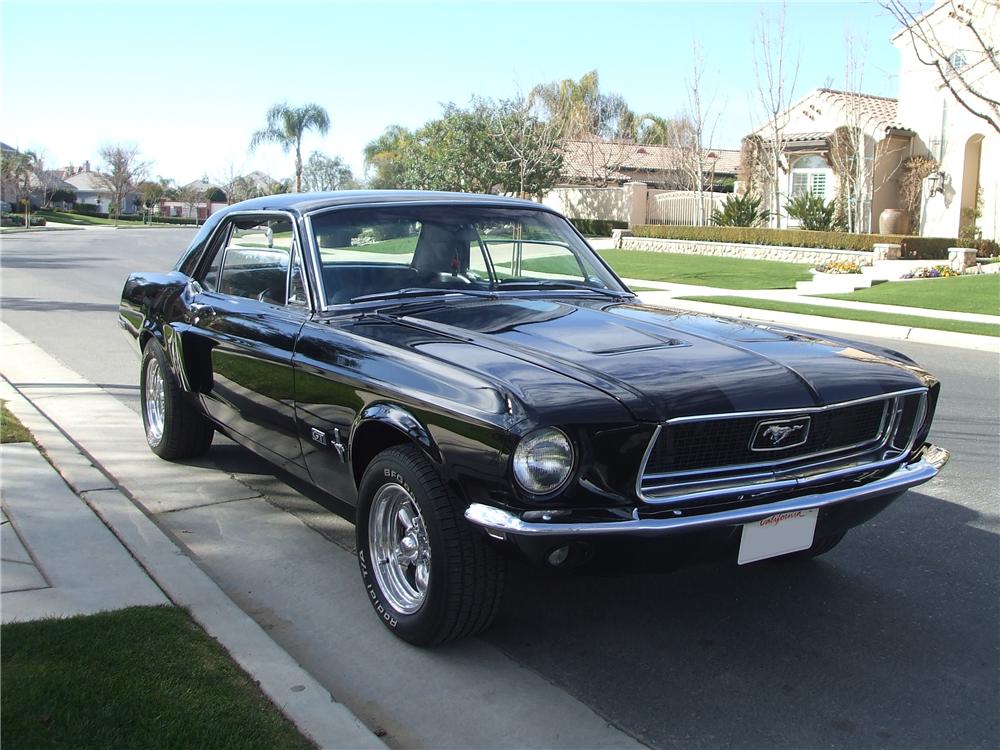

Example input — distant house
[63,161,141,214]
[30,170,76,208]
[892,0,997,240]
[743,0,997,240]
[744,88,912,233]
[158,177,229,221]
[558,138,740,190]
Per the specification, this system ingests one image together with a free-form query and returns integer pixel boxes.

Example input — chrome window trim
[635,388,928,505]
[197,209,315,312]
[302,201,629,311]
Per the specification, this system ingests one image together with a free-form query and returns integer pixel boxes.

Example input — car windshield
[307,205,628,306]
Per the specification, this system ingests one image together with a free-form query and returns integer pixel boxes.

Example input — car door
[187,212,311,473]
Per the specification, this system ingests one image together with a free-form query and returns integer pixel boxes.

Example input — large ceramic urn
[879,208,911,235]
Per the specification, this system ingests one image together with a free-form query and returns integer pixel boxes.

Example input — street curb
[638,294,1000,353]
[0,377,387,750]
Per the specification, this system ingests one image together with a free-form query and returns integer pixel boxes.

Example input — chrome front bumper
[465,446,949,539]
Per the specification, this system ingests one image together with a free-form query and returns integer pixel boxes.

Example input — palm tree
[636,114,673,145]
[249,103,330,192]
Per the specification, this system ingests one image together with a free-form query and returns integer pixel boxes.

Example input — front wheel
[356,445,505,646]
[140,340,214,460]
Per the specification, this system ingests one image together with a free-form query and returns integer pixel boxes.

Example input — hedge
[631,225,999,259]
[151,216,198,225]
[1,213,46,227]
[570,218,629,236]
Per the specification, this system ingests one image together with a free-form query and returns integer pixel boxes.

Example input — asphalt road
[2,228,998,748]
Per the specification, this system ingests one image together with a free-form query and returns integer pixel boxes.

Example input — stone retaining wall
[621,236,874,265]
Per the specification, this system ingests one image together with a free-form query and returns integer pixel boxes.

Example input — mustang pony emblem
[750,416,812,451]
[762,424,804,444]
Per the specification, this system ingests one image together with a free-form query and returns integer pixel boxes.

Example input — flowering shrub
[901,265,960,279]
[815,261,863,274]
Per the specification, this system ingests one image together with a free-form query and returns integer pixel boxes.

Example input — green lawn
[1,401,31,443]
[1,606,312,749]
[822,275,1000,316]
[321,236,417,254]
[678,295,1000,337]
[596,250,812,289]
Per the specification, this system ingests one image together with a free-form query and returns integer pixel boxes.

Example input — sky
[0,0,908,187]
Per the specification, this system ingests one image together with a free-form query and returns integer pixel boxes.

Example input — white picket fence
[646,191,727,225]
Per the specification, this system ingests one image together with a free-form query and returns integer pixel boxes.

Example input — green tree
[249,102,330,192]
[363,125,416,189]
[136,177,173,222]
[3,150,40,227]
[302,152,358,192]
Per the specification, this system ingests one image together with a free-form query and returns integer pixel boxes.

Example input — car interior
[319,221,485,305]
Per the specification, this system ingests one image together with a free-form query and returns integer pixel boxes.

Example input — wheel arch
[350,404,443,487]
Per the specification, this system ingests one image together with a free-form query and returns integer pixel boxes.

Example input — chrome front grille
[638,389,928,505]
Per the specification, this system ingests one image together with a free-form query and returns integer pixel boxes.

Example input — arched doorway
[958,134,985,237]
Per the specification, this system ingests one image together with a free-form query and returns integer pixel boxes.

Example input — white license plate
[738,508,818,564]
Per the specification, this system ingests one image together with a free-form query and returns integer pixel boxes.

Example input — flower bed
[901,265,960,279]
[814,260,863,274]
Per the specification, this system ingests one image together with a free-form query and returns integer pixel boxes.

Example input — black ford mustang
[119,191,949,645]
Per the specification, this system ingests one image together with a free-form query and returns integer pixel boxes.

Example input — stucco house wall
[892,0,998,241]
[746,88,906,233]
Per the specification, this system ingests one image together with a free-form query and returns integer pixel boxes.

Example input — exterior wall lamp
[926,171,947,197]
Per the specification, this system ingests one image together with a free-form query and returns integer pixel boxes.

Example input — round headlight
[512,428,575,495]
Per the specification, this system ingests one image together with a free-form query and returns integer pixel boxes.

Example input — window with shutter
[809,173,827,199]
[791,173,808,197]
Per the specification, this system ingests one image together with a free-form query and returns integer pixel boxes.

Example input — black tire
[776,531,847,561]
[140,339,214,460]
[356,445,505,646]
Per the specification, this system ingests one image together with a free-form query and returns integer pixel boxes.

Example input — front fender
[351,403,442,464]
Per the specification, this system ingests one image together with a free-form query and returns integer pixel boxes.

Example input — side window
[217,216,294,303]
[287,242,308,307]
[202,237,226,292]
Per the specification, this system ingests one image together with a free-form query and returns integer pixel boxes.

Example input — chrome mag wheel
[144,357,166,447]
[368,483,432,614]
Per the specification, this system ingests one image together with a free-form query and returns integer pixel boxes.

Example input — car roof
[222,190,550,216]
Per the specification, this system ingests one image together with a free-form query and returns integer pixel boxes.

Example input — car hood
[384,297,933,423]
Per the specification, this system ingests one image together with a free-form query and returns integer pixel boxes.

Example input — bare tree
[668,41,723,225]
[828,33,910,233]
[175,183,206,225]
[488,94,566,197]
[751,3,801,227]
[882,0,999,134]
[97,144,149,226]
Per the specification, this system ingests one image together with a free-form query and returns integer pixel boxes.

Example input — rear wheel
[140,340,214,460]
[356,445,505,646]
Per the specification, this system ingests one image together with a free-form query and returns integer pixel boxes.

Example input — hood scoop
[404,298,686,356]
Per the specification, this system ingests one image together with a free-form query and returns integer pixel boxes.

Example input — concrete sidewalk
[0,375,386,750]
[1,443,168,622]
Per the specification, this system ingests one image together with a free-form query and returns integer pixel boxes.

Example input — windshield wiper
[496,280,634,300]
[350,287,496,304]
